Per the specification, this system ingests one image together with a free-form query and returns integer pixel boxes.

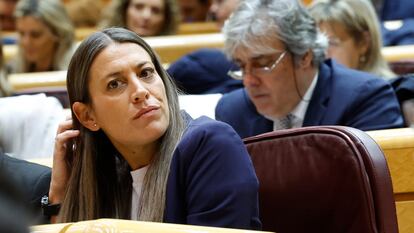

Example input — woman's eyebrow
[103,61,152,79]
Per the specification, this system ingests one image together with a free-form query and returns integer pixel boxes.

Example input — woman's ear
[358,31,371,57]
[72,102,100,131]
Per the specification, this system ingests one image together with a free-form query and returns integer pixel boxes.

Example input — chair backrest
[244,126,398,233]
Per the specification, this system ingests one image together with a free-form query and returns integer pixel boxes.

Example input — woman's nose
[130,79,149,103]
[20,33,31,47]
[141,7,152,19]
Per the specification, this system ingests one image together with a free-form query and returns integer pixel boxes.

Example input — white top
[273,72,319,130]
[130,165,149,220]
[0,94,65,158]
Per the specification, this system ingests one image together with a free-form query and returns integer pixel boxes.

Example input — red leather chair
[389,60,414,75]
[244,126,398,233]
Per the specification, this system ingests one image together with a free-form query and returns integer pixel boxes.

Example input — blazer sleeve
[345,78,404,130]
[175,120,261,230]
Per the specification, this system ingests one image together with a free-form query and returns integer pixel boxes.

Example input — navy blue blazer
[379,0,414,21]
[167,49,243,94]
[378,0,414,45]
[164,115,261,230]
[215,60,404,139]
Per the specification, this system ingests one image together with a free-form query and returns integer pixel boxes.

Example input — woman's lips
[133,106,160,119]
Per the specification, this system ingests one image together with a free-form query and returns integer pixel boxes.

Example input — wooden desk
[367,128,414,233]
[31,218,271,233]
[177,22,219,35]
[9,71,67,91]
[74,22,220,41]
[146,33,224,64]
[382,45,414,61]
[5,34,414,66]
[4,33,224,65]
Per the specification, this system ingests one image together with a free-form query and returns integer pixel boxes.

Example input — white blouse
[130,165,149,220]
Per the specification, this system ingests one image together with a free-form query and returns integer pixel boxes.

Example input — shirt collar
[270,71,319,130]
[290,71,318,122]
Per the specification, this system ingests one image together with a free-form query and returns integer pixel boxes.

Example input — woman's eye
[328,38,341,47]
[151,7,162,15]
[107,80,122,89]
[140,68,155,79]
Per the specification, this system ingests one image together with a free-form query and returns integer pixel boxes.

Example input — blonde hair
[309,0,395,79]
[13,0,75,73]
[59,28,185,222]
[99,0,180,36]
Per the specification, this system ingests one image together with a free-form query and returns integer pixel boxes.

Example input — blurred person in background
[65,0,105,27]
[209,0,239,28]
[9,0,75,73]
[0,0,17,31]
[100,0,180,37]
[178,0,211,22]
[371,0,414,46]
[167,0,242,94]
[309,0,395,79]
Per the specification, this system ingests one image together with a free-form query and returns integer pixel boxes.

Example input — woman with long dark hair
[48,27,260,229]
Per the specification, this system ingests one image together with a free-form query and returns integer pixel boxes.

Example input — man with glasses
[215,0,403,139]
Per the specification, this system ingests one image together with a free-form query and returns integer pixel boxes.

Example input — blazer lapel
[303,60,333,126]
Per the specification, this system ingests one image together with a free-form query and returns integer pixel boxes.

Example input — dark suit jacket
[378,0,414,46]
[379,0,414,21]
[215,60,404,139]
[0,153,51,224]
[167,49,243,94]
[164,115,261,230]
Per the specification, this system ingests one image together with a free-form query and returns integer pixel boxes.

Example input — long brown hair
[59,27,185,222]
[99,0,180,36]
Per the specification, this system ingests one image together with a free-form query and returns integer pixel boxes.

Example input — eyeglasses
[227,51,287,80]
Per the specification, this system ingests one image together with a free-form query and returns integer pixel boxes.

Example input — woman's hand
[49,119,80,204]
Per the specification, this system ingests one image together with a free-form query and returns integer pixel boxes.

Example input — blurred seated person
[99,0,180,37]
[167,48,242,94]
[309,0,395,79]
[65,0,105,27]
[0,94,64,159]
[48,27,260,229]
[388,74,414,126]
[0,151,51,225]
[178,0,211,22]
[215,0,403,139]
[0,0,17,31]
[8,0,75,73]
[371,0,414,46]
[209,0,239,28]
[167,0,241,94]
[0,161,30,233]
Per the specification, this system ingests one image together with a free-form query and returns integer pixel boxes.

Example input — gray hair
[14,0,75,72]
[59,27,185,222]
[223,0,328,67]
